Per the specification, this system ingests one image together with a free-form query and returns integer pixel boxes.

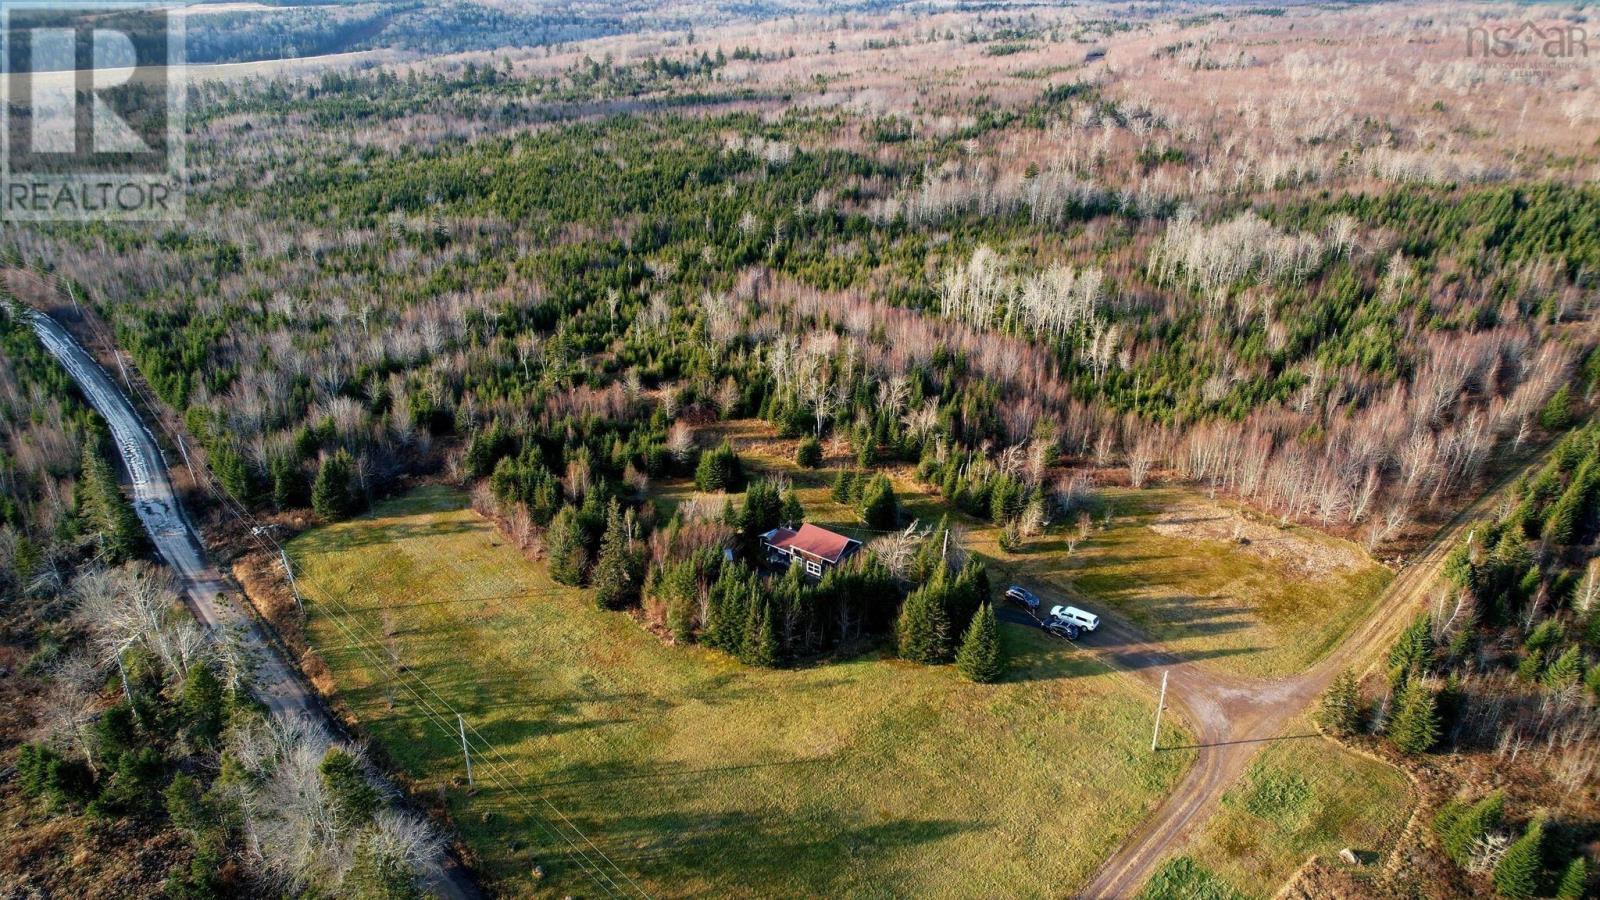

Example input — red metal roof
[769,523,857,564]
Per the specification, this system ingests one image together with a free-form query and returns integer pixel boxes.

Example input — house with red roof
[759,523,861,579]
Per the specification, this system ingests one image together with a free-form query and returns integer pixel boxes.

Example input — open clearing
[674,427,1393,680]
[1139,723,1415,898]
[288,485,1194,898]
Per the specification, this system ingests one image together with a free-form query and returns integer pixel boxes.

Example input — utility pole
[1151,670,1169,752]
[459,714,474,787]
[941,528,949,562]
[117,646,140,724]
[278,548,302,613]
[116,647,133,704]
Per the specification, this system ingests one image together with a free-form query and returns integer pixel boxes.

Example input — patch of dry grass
[288,484,1194,898]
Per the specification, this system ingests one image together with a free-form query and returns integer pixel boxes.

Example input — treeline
[1316,422,1600,897]
[1,310,446,898]
[14,566,447,899]
[0,303,144,594]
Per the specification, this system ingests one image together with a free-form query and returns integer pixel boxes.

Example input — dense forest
[4,2,1600,894]
[0,305,449,897]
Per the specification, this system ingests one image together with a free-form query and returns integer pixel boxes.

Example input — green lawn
[668,436,1391,680]
[1141,725,1415,898]
[288,484,1194,898]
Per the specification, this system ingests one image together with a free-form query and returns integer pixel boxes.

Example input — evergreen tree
[694,442,744,492]
[748,601,779,668]
[1493,817,1546,900]
[320,748,380,831]
[737,481,784,539]
[311,449,360,521]
[269,454,308,510]
[1543,644,1584,691]
[1388,680,1440,755]
[956,603,1004,683]
[1540,385,1574,431]
[78,445,146,562]
[795,436,823,468]
[1317,668,1362,736]
[346,832,424,900]
[860,473,899,529]
[1555,856,1589,900]
[180,663,226,748]
[780,490,805,528]
[211,441,257,506]
[1387,614,1435,683]
[1437,791,1503,865]
[897,576,950,664]
[547,505,590,586]
[592,501,641,611]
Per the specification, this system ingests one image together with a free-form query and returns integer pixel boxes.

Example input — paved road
[998,460,1538,898]
[30,309,480,900]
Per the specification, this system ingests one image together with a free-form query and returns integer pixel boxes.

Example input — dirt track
[30,307,482,900]
[1008,466,1533,898]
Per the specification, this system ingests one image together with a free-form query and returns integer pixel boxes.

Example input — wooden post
[459,714,473,787]
[1151,670,1169,752]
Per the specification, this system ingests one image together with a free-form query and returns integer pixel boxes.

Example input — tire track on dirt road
[1001,460,1535,898]
[28,307,484,900]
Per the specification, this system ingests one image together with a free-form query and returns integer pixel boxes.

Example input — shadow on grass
[292,515,480,554]
[996,612,1264,680]
[544,805,982,895]
[1163,732,1321,751]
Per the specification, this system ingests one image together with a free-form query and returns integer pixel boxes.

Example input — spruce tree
[694,442,743,492]
[319,748,379,831]
[860,473,899,529]
[780,491,805,528]
[546,505,590,586]
[311,449,360,521]
[1540,385,1574,431]
[795,436,823,468]
[749,602,779,668]
[1555,856,1589,900]
[79,445,146,562]
[897,576,950,664]
[1317,668,1361,736]
[1438,791,1503,865]
[1388,680,1440,755]
[1388,614,1435,676]
[180,663,226,748]
[1543,644,1584,691]
[956,603,1004,683]
[592,501,640,610]
[1493,817,1546,900]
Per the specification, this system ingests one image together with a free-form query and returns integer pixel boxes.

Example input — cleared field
[288,484,1194,898]
[1139,725,1415,899]
[677,433,1392,680]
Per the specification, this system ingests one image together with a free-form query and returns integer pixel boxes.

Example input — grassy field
[664,433,1392,680]
[1139,724,1415,899]
[288,484,1195,898]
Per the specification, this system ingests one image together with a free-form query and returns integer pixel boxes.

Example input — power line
[19,271,646,899]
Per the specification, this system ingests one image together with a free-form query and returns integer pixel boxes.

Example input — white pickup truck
[1049,605,1100,633]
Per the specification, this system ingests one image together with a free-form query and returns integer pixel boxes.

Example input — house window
[806,559,822,577]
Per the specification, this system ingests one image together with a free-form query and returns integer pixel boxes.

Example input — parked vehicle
[1044,621,1082,641]
[1049,605,1100,632]
[1004,585,1040,612]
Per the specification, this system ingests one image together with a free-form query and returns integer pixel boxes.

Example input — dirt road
[30,308,481,900]
[1006,468,1528,898]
